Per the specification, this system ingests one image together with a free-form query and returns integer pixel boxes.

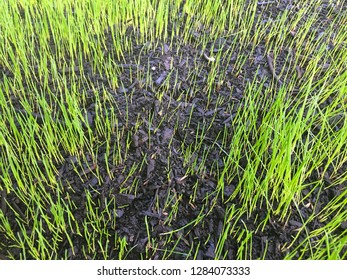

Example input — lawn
[0,0,346,260]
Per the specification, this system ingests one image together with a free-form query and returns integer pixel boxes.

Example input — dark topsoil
[1,1,346,259]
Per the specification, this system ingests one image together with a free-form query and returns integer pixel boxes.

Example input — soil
[1,1,346,259]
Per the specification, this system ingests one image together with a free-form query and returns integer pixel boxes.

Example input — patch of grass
[0,0,346,259]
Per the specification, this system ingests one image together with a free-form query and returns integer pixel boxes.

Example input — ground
[0,0,346,259]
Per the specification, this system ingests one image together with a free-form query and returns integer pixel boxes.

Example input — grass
[0,0,346,259]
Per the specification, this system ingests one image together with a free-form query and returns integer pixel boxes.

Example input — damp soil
[1,1,346,259]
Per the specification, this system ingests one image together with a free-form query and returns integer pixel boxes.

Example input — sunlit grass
[0,0,346,259]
